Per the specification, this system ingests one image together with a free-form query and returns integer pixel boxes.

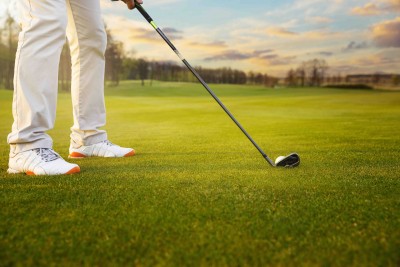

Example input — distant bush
[323,84,373,90]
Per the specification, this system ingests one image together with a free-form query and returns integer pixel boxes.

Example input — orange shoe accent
[66,166,80,174]
[25,166,80,175]
[69,152,87,158]
[124,150,136,157]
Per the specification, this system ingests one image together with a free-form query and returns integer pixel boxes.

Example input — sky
[1,0,399,77]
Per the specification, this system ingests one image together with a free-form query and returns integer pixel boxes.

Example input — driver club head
[275,153,300,168]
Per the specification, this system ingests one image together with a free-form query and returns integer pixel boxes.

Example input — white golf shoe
[8,148,80,176]
[68,140,135,158]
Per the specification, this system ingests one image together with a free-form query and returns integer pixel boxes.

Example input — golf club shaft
[134,3,275,166]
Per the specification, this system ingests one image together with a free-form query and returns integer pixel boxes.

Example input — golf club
[129,2,300,167]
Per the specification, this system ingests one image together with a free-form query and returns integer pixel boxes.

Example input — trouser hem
[70,131,107,149]
[9,139,53,154]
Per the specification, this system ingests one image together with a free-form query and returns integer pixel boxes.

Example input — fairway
[0,81,399,266]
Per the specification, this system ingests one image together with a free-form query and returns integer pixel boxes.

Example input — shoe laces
[33,148,60,162]
[103,140,114,146]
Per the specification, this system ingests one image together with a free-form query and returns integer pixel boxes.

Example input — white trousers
[8,0,108,153]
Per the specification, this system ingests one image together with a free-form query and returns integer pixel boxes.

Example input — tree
[295,65,306,87]
[301,59,328,86]
[285,68,296,86]
[58,42,72,91]
[105,26,124,86]
[392,75,400,86]
[233,70,246,84]
[0,14,18,90]
[137,58,148,86]
[121,58,138,80]
[372,73,381,84]
[264,74,278,87]
[248,71,255,84]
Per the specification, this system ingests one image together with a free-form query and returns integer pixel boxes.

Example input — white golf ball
[275,156,285,164]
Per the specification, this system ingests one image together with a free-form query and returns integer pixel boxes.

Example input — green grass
[1,81,399,266]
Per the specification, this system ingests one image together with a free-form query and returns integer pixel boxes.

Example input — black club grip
[134,3,153,23]
[111,0,153,24]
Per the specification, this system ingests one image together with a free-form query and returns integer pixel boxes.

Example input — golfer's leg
[66,0,108,148]
[7,0,68,154]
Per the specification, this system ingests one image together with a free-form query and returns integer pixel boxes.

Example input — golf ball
[275,156,285,164]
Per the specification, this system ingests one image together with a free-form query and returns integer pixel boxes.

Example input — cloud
[104,14,183,45]
[251,55,297,67]
[204,50,252,61]
[273,0,346,17]
[265,25,341,41]
[372,17,400,48]
[266,27,298,37]
[382,0,400,12]
[306,50,334,57]
[132,29,162,43]
[352,3,382,16]
[319,51,334,57]
[161,27,183,39]
[352,0,400,16]
[204,49,277,62]
[188,41,227,49]
[302,30,341,40]
[204,49,295,67]
[342,41,369,51]
[120,27,182,44]
[306,16,333,24]
[331,49,400,75]
[253,49,275,56]
[351,52,400,66]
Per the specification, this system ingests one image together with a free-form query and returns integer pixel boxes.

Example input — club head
[275,153,300,168]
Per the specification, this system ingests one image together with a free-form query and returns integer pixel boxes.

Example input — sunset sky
[1,0,399,77]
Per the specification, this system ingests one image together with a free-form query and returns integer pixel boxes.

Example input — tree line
[4,14,396,91]
[285,59,328,87]
[116,58,279,87]
[0,16,279,90]
[284,59,399,88]
[103,26,279,87]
